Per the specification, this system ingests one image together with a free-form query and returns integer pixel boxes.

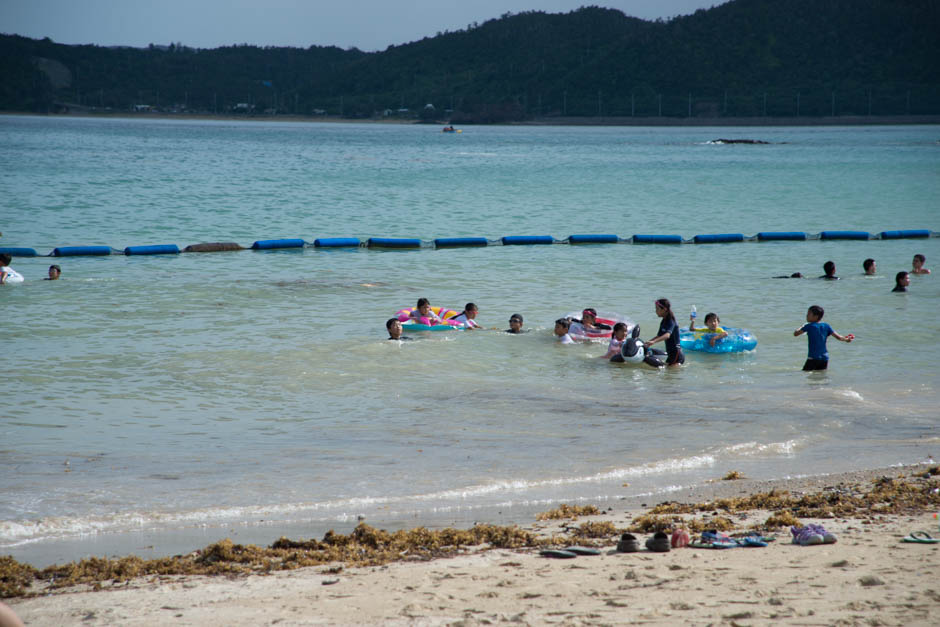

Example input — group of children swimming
[386,253,931,372]
[775,254,930,292]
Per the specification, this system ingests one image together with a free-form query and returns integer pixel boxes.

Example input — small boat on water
[442,126,461,133]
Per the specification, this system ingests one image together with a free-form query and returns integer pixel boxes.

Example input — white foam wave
[716,439,802,457]
[0,455,717,546]
[838,389,864,402]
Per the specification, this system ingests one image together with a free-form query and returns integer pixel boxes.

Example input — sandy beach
[5,465,939,626]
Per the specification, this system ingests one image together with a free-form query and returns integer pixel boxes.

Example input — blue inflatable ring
[679,326,757,353]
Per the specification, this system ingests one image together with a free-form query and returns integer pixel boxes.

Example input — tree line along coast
[1,0,938,122]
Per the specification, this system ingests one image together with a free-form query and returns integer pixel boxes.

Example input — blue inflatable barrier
[434,237,488,248]
[314,238,361,248]
[693,233,745,244]
[52,246,112,257]
[5,226,936,260]
[502,236,555,245]
[568,234,619,244]
[757,232,807,241]
[367,237,422,249]
[680,327,757,353]
[251,239,306,250]
[0,247,38,257]
[879,229,930,240]
[632,234,683,244]
[820,231,870,240]
[124,244,180,256]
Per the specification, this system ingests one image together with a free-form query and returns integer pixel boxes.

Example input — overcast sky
[1,1,725,52]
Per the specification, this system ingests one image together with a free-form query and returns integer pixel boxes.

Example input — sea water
[1,116,938,567]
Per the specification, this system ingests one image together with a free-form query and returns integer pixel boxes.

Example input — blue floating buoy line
[0,229,934,258]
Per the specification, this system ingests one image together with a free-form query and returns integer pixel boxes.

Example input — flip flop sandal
[901,531,940,544]
[742,531,776,542]
[689,540,737,549]
[563,546,601,556]
[540,549,579,558]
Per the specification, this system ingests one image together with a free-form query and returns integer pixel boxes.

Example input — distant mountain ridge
[1,0,938,120]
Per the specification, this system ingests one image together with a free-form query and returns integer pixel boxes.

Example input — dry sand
[6,467,940,626]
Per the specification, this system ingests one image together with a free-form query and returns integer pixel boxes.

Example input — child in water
[505,314,525,334]
[409,298,441,325]
[892,271,910,292]
[46,265,61,280]
[689,312,729,347]
[820,260,839,280]
[554,318,574,344]
[644,298,684,366]
[451,303,481,329]
[912,254,931,275]
[863,258,876,275]
[793,305,854,371]
[0,253,24,285]
[601,322,629,358]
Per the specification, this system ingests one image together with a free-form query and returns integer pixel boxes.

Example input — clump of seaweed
[1,556,37,598]
[722,470,743,480]
[535,504,601,520]
[650,472,940,520]
[570,521,618,539]
[762,511,800,529]
[628,514,734,534]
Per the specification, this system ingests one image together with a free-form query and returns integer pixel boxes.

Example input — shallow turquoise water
[1,116,938,566]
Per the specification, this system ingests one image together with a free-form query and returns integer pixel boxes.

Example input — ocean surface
[1,115,938,567]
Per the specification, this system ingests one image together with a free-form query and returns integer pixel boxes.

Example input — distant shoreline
[4,110,940,127]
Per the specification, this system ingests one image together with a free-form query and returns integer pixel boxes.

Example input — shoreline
[4,110,940,127]
[6,464,939,625]
[5,464,933,571]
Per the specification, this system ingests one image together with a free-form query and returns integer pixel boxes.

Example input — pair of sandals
[616,531,673,553]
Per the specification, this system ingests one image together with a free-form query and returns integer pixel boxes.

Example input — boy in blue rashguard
[793,305,854,371]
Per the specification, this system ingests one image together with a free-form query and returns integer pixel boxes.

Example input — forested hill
[2,0,938,121]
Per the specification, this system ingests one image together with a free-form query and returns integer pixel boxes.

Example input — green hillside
[1,0,938,120]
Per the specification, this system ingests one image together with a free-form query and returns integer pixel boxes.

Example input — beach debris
[535,504,600,520]
[858,575,885,587]
[570,521,617,539]
[722,470,743,480]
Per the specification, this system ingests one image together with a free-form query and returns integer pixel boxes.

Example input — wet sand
[6,465,939,626]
